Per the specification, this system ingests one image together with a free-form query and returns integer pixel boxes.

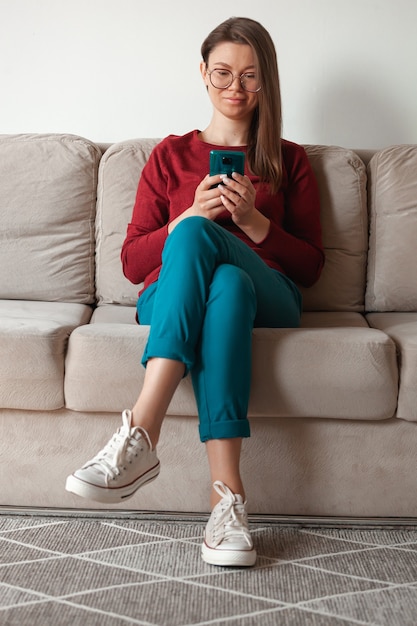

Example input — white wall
[1,0,416,148]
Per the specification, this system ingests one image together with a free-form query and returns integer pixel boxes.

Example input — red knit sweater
[121,130,324,295]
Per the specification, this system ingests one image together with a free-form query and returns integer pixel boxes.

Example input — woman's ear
[200,61,209,88]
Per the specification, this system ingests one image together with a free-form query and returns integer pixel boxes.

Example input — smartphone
[209,150,245,186]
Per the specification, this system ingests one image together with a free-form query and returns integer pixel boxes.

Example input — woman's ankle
[210,482,245,508]
[130,412,160,449]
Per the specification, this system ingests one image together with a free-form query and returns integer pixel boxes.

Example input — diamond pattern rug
[1,513,417,625]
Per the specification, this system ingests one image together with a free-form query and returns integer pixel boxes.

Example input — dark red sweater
[121,130,324,295]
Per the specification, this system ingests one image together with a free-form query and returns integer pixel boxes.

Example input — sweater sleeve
[121,143,170,285]
[258,143,325,287]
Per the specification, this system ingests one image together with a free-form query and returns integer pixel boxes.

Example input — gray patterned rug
[1,512,417,625]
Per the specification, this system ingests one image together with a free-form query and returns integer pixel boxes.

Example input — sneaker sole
[201,541,257,567]
[65,462,160,504]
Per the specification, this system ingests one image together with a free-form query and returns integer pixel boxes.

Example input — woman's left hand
[219,172,271,243]
[218,172,256,226]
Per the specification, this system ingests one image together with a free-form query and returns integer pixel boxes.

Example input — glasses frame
[206,68,262,93]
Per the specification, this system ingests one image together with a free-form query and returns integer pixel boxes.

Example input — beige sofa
[1,133,416,518]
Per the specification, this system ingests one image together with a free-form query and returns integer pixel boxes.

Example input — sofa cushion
[96,139,160,306]
[367,313,417,420]
[366,145,417,311]
[301,146,368,312]
[249,327,397,419]
[95,141,368,312]
[0,300,92,410]
[65,307,398,421]
[301,311,370,328]
[0,134,100,303]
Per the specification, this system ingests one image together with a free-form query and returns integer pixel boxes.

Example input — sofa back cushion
[96,141,368,311]
[0,134,100,303]
[366,145,417,312]
[96,139,160,305]
[301,146,368,311]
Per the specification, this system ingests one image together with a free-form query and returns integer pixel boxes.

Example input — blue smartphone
[209,150,245,186]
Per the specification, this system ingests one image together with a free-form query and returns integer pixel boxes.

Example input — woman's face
[201,42,259,124]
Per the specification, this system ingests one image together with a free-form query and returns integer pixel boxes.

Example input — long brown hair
[201,17,283,193]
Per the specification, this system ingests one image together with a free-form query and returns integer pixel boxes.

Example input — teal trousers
[137,217,302,442]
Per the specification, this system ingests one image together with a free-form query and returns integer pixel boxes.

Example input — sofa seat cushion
[65,306,398,421]
[0,300,92,410]
[367,313,417,420]
[249,327,397,419]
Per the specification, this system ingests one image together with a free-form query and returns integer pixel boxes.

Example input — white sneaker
[65,410,160,504]
[202,481,256,567]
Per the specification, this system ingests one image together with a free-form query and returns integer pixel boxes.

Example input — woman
[66,17,324,567]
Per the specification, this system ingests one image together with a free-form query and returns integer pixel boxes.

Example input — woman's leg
[131,357,185,447]
[191,263,256,443]
[137,216,301,501]
[167,220,300,566]
[205,438,244,506]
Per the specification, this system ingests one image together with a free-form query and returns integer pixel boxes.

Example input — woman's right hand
[168,175,225,233]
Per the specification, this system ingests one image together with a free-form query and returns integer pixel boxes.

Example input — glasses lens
[241,73,260,92]
[210,69,233,89]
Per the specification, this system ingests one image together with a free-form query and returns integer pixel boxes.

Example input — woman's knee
[163,217,223,263]
[162,216,218,263]
[168,216,213,243]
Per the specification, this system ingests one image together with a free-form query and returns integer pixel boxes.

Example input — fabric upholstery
[366,145,417,311]
[2,409,417,517]
[0,134,100,303]
[0,300,92,410]
[367,312,417,420]
[300,146,368,311]
[65,316,398,421]
[95,139,160,305]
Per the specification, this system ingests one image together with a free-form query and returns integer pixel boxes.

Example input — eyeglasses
[206,68,261,93]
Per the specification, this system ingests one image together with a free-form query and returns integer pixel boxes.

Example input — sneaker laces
[83,410,151,483]
[210,481,252,548]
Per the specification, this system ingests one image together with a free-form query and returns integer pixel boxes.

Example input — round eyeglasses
[206,69,261,93]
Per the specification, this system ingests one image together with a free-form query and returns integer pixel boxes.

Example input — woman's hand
[190,174,227,219]
[219,173,270,243]
[218,172,256,224]
[168,175,225,233]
